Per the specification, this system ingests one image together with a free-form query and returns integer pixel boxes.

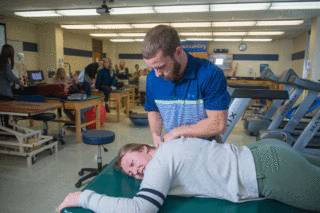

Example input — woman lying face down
[59,138,320,213]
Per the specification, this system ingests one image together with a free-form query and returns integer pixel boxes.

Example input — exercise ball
[129,113,149,126]
[84,104,107,129]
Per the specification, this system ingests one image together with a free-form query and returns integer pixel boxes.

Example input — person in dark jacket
[95,58,116,113]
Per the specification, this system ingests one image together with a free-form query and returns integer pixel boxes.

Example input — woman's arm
[5,63,20,84]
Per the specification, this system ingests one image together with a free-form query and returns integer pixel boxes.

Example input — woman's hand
[111,86,116,91]
[59,191,82,212]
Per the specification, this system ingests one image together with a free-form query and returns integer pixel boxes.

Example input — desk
[109,90,130,122]
[44,96,105,142]
[0,101,60,166]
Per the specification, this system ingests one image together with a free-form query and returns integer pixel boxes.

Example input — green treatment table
[62,158,313,213]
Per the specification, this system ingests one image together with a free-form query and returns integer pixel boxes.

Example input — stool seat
[32,113,56,121]
[82,130,115,145]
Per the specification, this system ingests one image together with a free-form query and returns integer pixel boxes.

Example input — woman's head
[0,44,15,69]
[119,60,125,69]
[104,58,112,69]
[55,68,66,80]
[113,143,156,179]
[135,64,139,71]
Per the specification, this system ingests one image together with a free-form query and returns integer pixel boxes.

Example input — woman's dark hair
[0,44,15,70]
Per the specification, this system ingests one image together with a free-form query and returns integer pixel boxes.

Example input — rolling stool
[75,130,115,188]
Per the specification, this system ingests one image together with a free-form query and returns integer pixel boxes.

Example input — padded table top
[0,101,60,115]
[62,158,312,213]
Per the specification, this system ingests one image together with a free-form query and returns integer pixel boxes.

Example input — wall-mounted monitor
[27,70,44,84]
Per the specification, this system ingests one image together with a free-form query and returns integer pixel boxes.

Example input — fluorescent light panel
[186,38,214,41]
[210,3,271,11]
[134,39,144,42]
[212,21,256,27]
[61,25,96,29]
[110,39,135,42]
[95,24,132,29]
[170,22,211,27]
[56,9,99,16]
[154,5,209,13]
[110,7,154,15]
[118,33,146,37]
[90,33,118,37]
[270,1,320,10]
[248,31,284,35]
[14,10,61,17]
[243,38,272,42]
[213,38,242,41]
[256,20,304,26]
[179,32,212,36]
[131,23,169,28]
[213,32,247,36]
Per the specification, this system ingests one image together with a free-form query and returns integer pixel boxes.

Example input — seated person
[115,60,129,80]
[85,61,103,86]
[52,68,92,130]
[138,68,149,106]
[59,138,320,212]
[95,58,116,113]
[128,71,140,85]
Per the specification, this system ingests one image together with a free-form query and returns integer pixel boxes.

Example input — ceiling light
[154,5,209,13]
[90,33,118,37]
[210,3,271,11]
[179,32,213,36]
[213,38,242,41]
[118,33,146,37]
[270,1,320,10]
[248,31,284,35]
[61,25,97,29]
[110,39,135,42]
[14,10,61,17]
[213,32,247,36]
[243,39,272,42]
[110,7,155,15]
[170,22,211,28]
[56,9,99,16]
[212,21,256,27]
[95,24,132,29]
[134,39,144,42]
[256,20,304,26]
[186,38,214,41]
[131,23,169,28]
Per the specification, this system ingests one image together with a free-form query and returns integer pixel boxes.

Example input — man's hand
[163,129,180,143]
[59,191,82,212]
[153,135,164,148]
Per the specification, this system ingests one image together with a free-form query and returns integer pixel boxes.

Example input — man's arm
[148,111,164,148]
[163,109,228,142]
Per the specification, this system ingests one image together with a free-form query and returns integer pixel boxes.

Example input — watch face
[239,43,247,51]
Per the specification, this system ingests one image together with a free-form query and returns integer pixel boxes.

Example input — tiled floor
[0,106,256,213]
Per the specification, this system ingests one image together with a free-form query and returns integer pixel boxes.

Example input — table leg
[116,97,121,122]
[126,94,129,117]
[96,104,100,129]
[75,103,81,142]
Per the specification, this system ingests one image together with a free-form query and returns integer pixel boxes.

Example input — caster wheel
[75,182,81,188]
[79,170,84,176]
[32,156,36,164]
[249,132,254,136]
[49,148,54,155]
[60,139,65,145]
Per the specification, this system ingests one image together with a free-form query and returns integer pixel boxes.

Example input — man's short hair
[141,25,181,59]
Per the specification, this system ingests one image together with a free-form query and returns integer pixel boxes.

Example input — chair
[75,130,115,188]
[16,95,56,135]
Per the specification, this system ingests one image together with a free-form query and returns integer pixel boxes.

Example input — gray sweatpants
[248,139,320,212]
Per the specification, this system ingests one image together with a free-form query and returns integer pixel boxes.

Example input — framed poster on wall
[0,23,6,51]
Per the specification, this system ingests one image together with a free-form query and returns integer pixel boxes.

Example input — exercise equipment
[62,155,311,213]
[129,112,149,126]
[257,74,320,155]
[243,68,298,135]
[221,86,289,142]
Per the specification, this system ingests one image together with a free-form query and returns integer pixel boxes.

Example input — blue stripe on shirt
[136,194,162,209]
[139,188,166,201]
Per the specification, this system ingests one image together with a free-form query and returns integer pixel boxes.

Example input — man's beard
[172,58,181,81]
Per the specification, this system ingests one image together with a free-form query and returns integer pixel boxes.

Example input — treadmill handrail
[287,75,320,92]
[227,87,289,99]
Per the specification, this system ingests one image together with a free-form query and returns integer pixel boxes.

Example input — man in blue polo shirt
[142,25,231,148]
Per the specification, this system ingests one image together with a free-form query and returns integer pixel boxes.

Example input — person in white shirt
[59,138,320,212]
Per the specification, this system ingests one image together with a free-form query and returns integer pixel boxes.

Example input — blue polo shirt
[145,53,230,135]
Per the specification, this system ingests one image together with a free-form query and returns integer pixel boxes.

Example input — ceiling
[1,0,320,41]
